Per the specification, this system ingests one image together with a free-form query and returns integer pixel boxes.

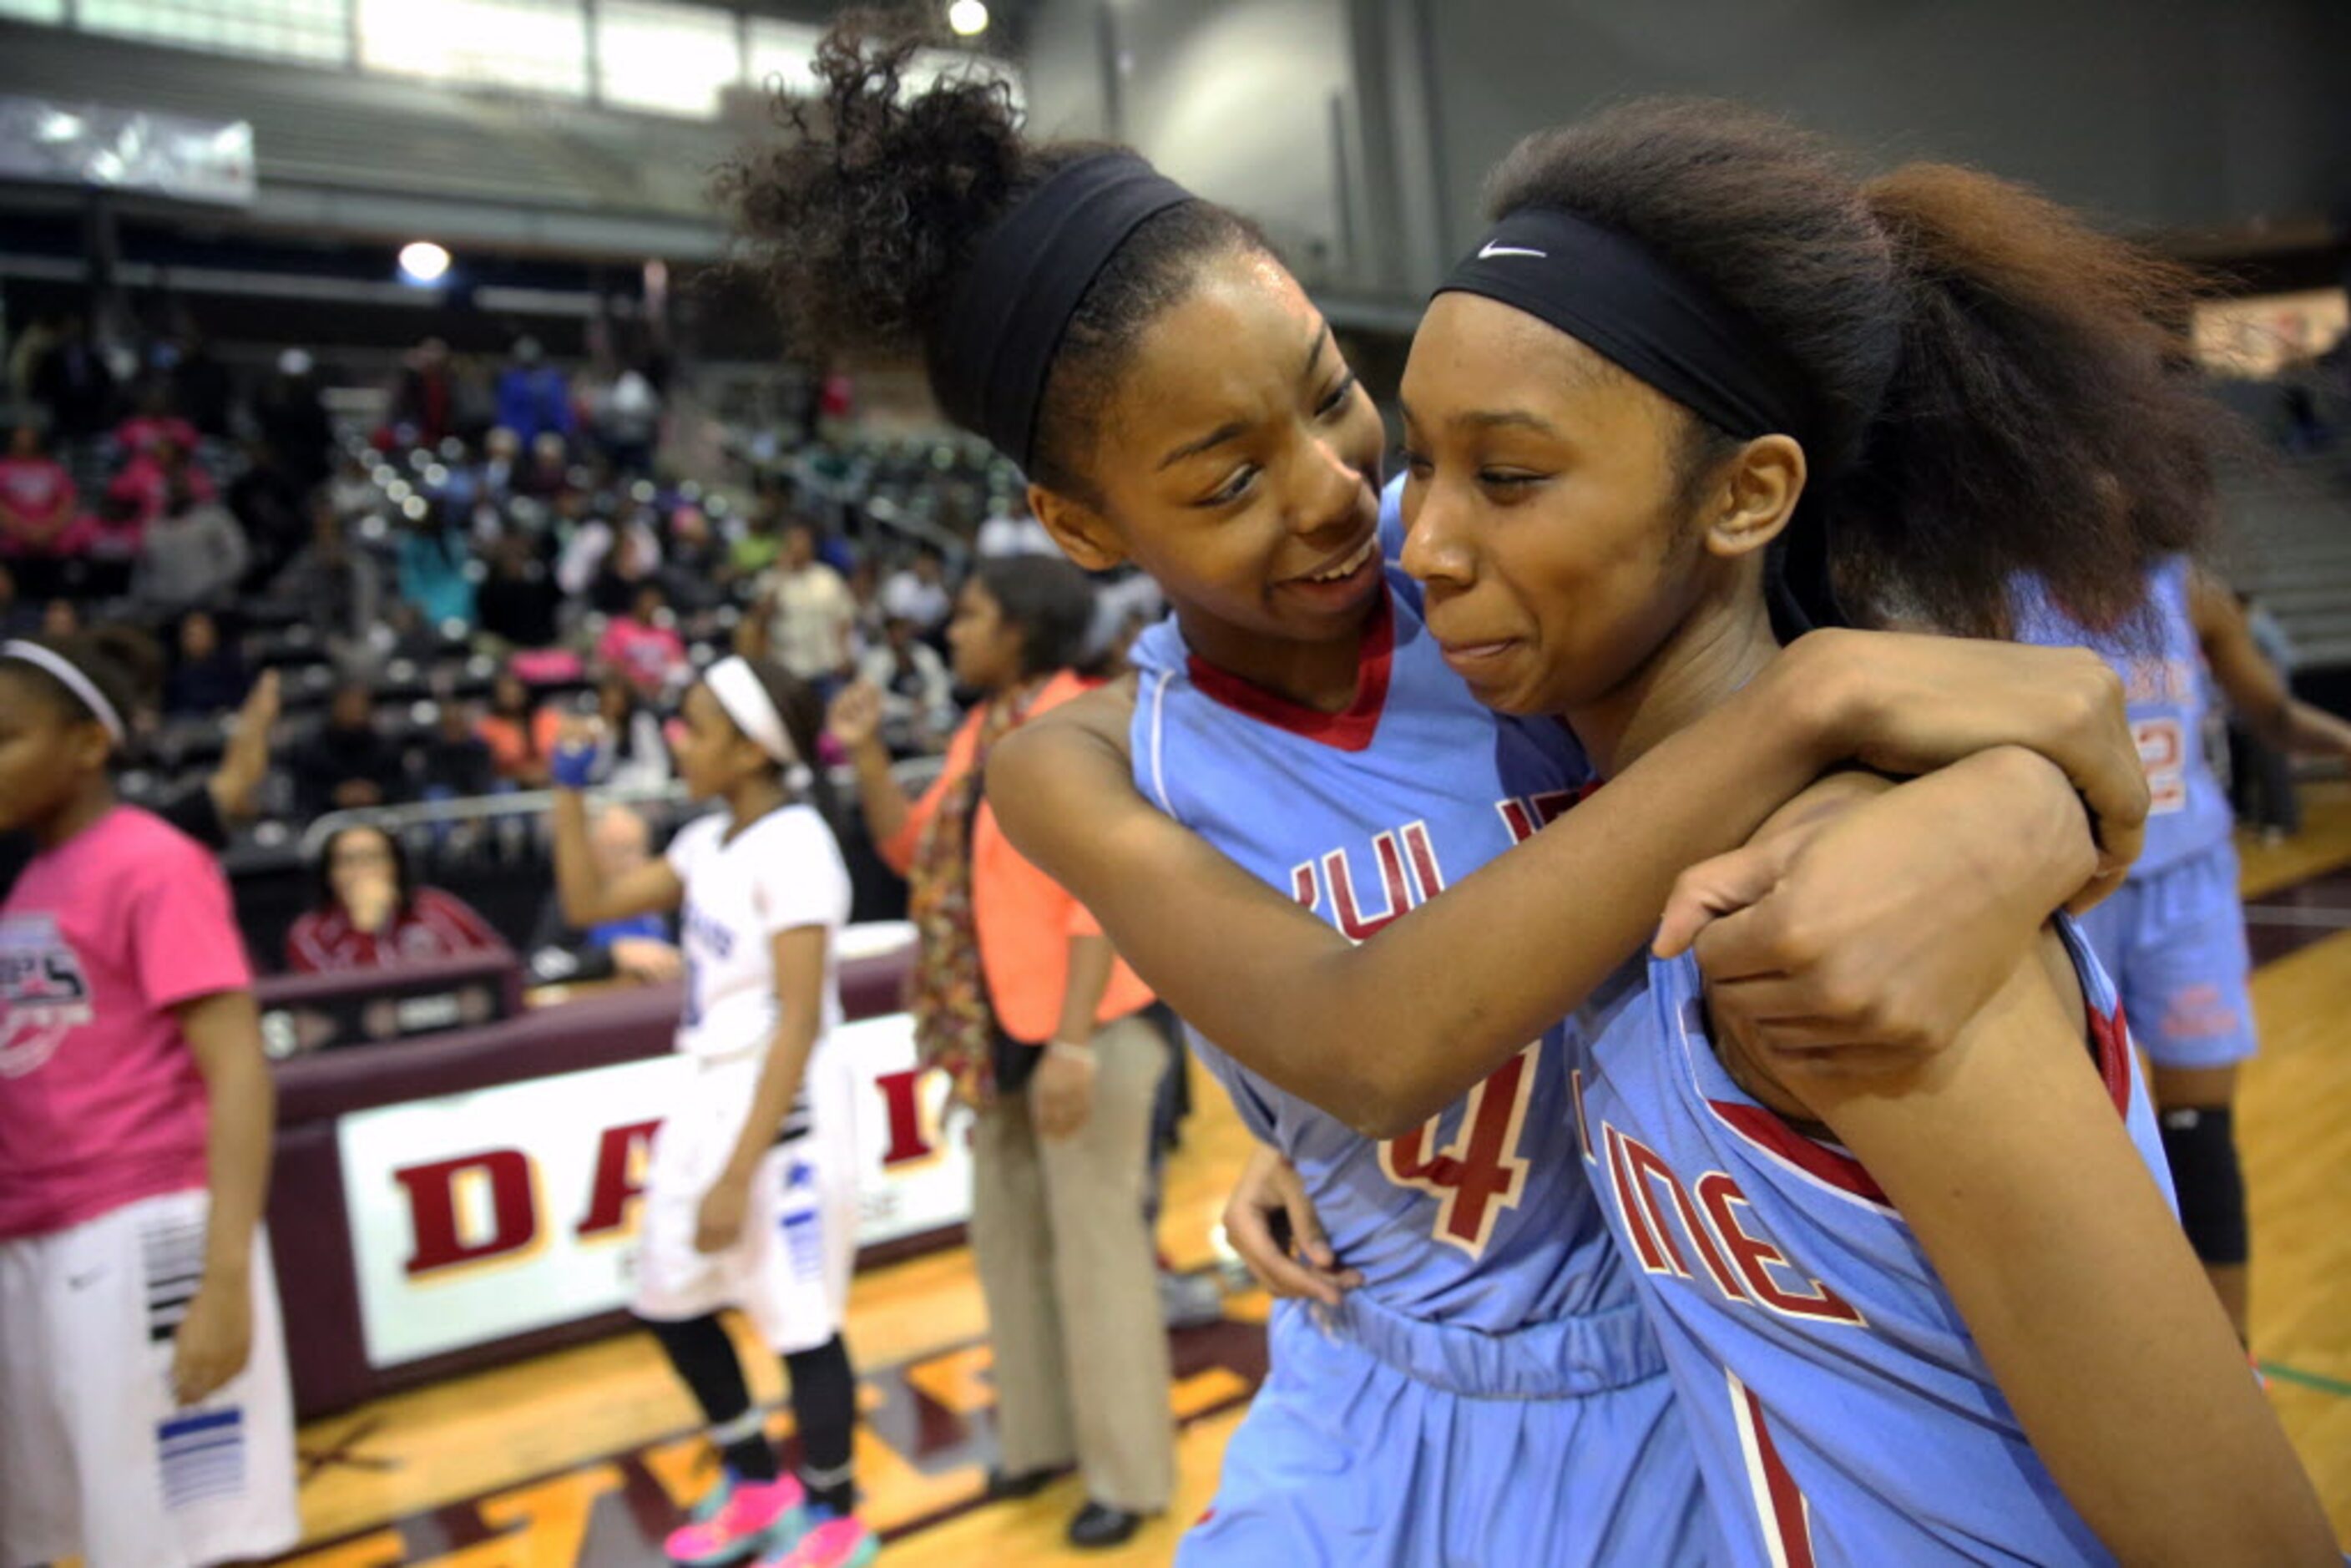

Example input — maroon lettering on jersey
[1600,1118,1868,1328]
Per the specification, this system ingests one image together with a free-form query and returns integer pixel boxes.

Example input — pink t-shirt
[596,615,687,693]
[0,807,252,1241]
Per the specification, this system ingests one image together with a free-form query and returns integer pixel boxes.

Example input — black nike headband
[933,153,1196,472]
[1437,207,1816,448]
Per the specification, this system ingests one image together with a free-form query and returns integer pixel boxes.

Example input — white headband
[704,656,811,787]
[3,640,125,742]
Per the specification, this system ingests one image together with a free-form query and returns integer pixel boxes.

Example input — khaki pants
[968,1012,1176,1513]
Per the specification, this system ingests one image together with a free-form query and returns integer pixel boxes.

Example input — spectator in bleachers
[129,463,249,617]
[285,824,504,974]
[559,499,657,603]
[882,545,953,638]
[729,492,786,581]
[524,801,681,988]
[756,517,858,691]
[476,426,522,504]
[326,449,377,522]
[387,337,455,448]
[857,615,957,755]
[395,502,477,631]
[476,670,552,787]
[418,699,498,799]
[659,503,730,613]
[597,581,690,698]
[292,681,409,816]
[585,519,664,616]
[115,380,200,460]
[497,338,575,450]
[107,435,218,535]
[260,503,381,649]
[0,424,84,597]
[589,365,660,474]
[29,315,114,440]
[845,556,887,652]
[518,430,574,501]
[39,597,79,640]
[255,349,333,489]
[163,610,250,719]
[477,531,564,651]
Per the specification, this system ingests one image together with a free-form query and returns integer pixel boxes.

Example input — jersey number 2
[2136,716,2187,816]
[1379,1042,1539,1257]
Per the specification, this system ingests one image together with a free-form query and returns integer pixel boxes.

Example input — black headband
[1436,207,1814,448]
[933,153,1194,472]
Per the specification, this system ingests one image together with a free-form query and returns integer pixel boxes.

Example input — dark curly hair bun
[717,7,1265,497]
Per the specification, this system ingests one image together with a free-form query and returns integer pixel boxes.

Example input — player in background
[2019,559,2351,1338]
[0,632,298,1568]
[721,18,2154,1564]
[548,654,874,1568]
[1396,102,2335,1563]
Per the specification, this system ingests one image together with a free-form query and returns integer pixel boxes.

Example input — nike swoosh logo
[68,1269,102,1290]
[1478,241,1548,260]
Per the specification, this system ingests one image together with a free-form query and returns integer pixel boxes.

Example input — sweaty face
[1398,292,1708,717]
[1064,250,1387,675]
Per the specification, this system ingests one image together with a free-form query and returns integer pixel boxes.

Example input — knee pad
[2158,1105,2248,1267]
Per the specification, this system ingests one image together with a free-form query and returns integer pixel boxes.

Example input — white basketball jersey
[664,805,851,1063]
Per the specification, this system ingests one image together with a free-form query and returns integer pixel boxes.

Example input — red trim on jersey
[1705,992,2134,1211]
[1707,1099,1889,1207]
[1740,1381,1818,1568]
[1185,587,1393,751]
[2088,999,2132,1116]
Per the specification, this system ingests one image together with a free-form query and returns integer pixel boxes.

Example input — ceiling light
[948,0,988,38]
[398,240,451,285]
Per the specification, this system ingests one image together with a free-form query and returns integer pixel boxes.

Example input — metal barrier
[296,756,948,857]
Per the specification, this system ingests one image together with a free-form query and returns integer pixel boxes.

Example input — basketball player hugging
[0,631,300,1568]
[547,654,877,1568]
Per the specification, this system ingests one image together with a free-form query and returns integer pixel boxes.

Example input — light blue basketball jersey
[1568,915,2176,1565]
[1130,576,1627,1331]
[2014,558,2232,873]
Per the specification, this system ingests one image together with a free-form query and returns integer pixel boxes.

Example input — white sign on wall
[335,1010,966,1368]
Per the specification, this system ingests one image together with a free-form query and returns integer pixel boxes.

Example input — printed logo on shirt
[0,913,94,1077]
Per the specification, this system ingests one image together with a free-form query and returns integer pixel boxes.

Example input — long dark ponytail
[1484,99,2218,639]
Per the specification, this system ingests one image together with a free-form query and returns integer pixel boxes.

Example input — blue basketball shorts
[1177,1288,1710,1566]
[2075,840,2257,1071]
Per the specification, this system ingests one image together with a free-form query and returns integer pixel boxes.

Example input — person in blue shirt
[2018,559,2351,1339]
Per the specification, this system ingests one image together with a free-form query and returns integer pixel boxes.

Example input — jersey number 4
[1378,1041,1540,1257]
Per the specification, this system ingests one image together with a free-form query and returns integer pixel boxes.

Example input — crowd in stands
[0,324,1160,977]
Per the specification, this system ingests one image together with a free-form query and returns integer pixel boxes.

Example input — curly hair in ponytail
[715,8,1269,504]
[1484,99,2218,639]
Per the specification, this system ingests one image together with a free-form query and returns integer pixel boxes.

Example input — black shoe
[1067,1501,1145,1549]
[984,1465,1057,1500]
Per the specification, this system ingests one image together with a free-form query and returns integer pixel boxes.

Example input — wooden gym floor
[99,787,2351,1565]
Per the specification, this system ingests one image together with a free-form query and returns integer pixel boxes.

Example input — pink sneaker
[665,1474,807,1566]
[756,1515,880,1568]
